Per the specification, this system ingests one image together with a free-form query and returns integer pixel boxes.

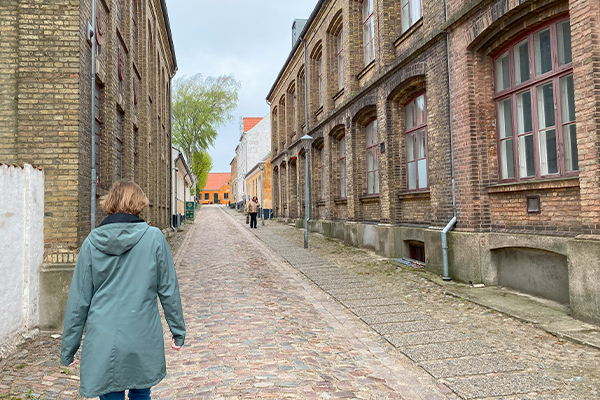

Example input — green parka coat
[60,214,186,398]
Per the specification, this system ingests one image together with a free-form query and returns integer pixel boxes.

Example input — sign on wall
[185,201,194,220]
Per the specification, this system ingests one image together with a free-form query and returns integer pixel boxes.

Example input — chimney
[292,19,308,48]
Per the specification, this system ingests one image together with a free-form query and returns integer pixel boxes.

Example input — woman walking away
[60,181,186,400]
[247,195,260,229]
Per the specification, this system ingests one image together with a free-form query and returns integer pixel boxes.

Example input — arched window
[362,0,375,65]
[405,93,428,190]
[366,119,379,194]
[494,18,576,181]
[339,136,347,198]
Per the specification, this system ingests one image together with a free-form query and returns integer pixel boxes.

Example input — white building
[235,115,271,207]
[171,147,193,224]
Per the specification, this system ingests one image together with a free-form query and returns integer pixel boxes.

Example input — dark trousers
[250,212,258,228]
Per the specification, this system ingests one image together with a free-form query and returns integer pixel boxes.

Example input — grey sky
[167,0,317,173]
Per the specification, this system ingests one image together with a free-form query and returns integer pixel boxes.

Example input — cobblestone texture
[1,205,600,400]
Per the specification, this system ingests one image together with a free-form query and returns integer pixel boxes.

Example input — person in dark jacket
[60,181,186,400]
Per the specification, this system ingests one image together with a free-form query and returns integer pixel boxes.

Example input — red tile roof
[203,173,231,191]
[243,117,262,133]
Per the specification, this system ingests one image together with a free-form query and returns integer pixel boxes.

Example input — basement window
[408,241,425,262]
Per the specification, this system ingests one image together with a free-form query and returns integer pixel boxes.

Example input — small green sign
[185,201,194,219]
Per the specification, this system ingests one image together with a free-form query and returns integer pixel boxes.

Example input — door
[214,193,219,204]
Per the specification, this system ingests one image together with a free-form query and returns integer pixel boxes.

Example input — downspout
[169,77,176,232]
[442,0,457,281]
[90,0,97,231]
[299,36,309,223]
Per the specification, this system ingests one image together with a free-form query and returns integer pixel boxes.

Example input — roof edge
[265,0,327,101]
[160,0,177,73]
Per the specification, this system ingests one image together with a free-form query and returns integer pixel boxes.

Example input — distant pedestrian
[60,181,186,400]
[247,196,260,229]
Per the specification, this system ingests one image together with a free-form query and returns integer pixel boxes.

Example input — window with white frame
[337,30,344,91]
[366,120,379,194]
[339,136,347,198]
[402,0,422,33]
[495,18,577,181]
[405,94,428,190]
[362,0,375,65]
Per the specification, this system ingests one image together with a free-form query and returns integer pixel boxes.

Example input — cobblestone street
[1,205,600,399]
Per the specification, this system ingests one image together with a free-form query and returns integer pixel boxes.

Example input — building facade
[172,148,192,218]
[267,0,600,323]
[0,0,176,267]
[234,116,272,208]
[200,173,231,205]
[229,156,238,207]
[245,157,273,219]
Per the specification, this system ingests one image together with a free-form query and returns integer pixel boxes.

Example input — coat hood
[88,214,149,255]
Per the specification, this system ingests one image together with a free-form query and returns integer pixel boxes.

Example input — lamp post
[258,161,265,226]
[300,135,313,248]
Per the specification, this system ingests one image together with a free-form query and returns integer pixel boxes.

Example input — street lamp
[258,161,265,226]
[300,135,313,248]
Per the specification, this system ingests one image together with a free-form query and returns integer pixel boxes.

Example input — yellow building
[245,158,272,218]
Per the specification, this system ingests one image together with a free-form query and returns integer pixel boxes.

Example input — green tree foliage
[192,151,213,194]
[172,74,240,164]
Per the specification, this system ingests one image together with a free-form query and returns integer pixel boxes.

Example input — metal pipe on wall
[441,0,457,281]
[90,0,97,232]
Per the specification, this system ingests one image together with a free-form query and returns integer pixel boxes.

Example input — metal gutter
[159,0,177,72]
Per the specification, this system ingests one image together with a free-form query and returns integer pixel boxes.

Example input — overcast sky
[167,0,317,173]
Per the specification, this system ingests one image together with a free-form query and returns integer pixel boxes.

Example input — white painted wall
[0,164,44,350]
[235,114,271,204]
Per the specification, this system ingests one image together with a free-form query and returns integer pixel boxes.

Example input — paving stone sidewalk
[223,206,600,400]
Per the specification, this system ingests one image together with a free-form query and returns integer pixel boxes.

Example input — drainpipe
[441,0,457,281]
[169,78,176,232]
[299,37,309,133]
[90,0,97,231]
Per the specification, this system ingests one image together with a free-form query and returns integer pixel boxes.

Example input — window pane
[539,128,558,175]
[366,123,372,145]
[498,98,513,139]
[517,91,532,134]
[373,149,378,170]
[415,95,425,125]
[374,170,379,193]
[406,101,414,129]
[411,0,421,25]
[564,124,578,172]
[500,138,515,179]
[367,149,373,171]
[418,159,427,188]
[402,0,409,33]
[534,28,552,76]
[372,120,378,142]
[537,82,555,129]
[408,162,416,190]
[519,133,535,177]
[340,158,346,178]
[367,171,374,194]
[514,39,530,84]
[495,52,510,91]
[558,21,572,66]
[416,129,426,158]
[560,74,575,123]
[340,137,346,157]
[407,133,415,162]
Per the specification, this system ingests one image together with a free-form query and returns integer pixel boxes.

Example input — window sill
[359,194,380,203]
[357,60,375,81]
[316,200,326,207]
[394,18,423,48]
[398,190,430,199]
[334,197,348,205]
[332,88,344,101]
[315,106,324,117]
[486,177,579,194]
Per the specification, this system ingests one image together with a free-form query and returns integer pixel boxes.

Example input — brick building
[267,0,600,323]
[0,0,176,267]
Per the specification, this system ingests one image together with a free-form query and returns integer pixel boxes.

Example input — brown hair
[101,181,149,216]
